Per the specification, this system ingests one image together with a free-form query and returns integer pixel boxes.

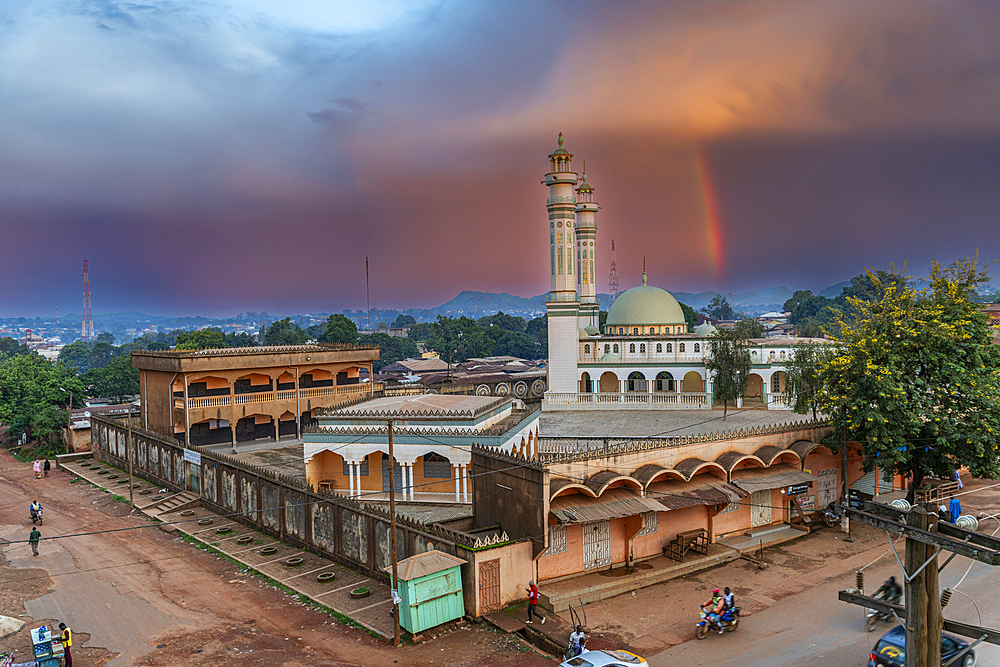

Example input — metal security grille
[750,489,772,528]
[548,524,567,554]
[582,520,611,570]
[343,459,369,476]
[478,558,501,614]
[423,460,451,479]
[636,511,657,536]
[817,468,837,506]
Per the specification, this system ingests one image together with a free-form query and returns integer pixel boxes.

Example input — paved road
[648,555,1000,667]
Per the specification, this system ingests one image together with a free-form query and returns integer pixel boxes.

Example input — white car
[560,650,648,667]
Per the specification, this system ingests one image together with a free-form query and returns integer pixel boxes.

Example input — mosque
[542,134,815,411]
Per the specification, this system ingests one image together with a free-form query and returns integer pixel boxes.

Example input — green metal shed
[385,550,466,634]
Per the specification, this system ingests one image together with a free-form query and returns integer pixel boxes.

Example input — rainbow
[693,145,725,279]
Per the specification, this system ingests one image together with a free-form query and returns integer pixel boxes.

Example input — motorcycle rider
[702,588,726,634]
[29,500,42,522]
[723,587,735,610]
[874,576,902,605]
[568,625,587,657]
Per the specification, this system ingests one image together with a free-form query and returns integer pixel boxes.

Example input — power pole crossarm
[838,592,1000,647]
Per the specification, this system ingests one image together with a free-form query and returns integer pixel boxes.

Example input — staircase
[140,491,200,520]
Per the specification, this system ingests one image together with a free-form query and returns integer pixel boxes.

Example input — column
[736,395,743,408]
[348,461,355,497]
[461,465,469,503]
[454,464,461,502]
[274,418,279,442]
[183,376,190,446]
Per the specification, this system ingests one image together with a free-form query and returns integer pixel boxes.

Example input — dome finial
[557,132,563,148]
[642,257,647,286]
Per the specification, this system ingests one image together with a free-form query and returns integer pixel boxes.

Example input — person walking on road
[33,459,42,479]
[43,459,51,477]
[29,528,41,556]
[525,581,546,624]
[59,623,73,667]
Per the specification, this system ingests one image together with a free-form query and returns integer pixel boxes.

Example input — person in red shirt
[525,581,546,624]
[702,588,725,634]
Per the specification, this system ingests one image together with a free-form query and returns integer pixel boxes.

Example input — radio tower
[82,260,95,341]
[608,239,620,304]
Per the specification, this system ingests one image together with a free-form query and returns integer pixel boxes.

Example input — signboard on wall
[847,488,872,510]
[183,448,202,466]
[787,483,811,496]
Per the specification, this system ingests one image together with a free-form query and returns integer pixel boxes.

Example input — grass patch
[175,534,383,639]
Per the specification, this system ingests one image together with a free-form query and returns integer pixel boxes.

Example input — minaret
[575,163,599,330]
[544,133,580,396]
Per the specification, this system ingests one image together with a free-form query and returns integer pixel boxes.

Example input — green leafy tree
[358,333,419,372]
[0,355,85,445]
[82,354,139,403]
[478,312,527,333]
[705,328,752,419]
[701,294,734,320]
[89,342,114,369]
[678,302,698,331]
[96,331,115,345]
[319,314,358,344]
[492,330,540,359]
[407,322,432,341]
[598,311,608,330]
[784,342,833,420]
[175,328,227,350]
[59,341,94,373]
[224,331,257,348]
[263,318,309,346]
[147,342,170,351]
[733,318,766,339]
[818,259,1000,503]
[0,337,32,361]
[392,314,417,328]
[526,317,548,359]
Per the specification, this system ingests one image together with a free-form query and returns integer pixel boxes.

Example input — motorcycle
[563,640,587,661]
[866,608,897,632]
[695,606,741,639]
[819,502,841,528]
[30,509,43,526]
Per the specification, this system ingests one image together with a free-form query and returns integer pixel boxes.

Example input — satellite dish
[84,411,91,418]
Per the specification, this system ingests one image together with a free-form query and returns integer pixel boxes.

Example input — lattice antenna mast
[608,239,620,303]
[82,259,95,341]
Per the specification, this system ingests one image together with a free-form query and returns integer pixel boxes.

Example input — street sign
[787,483,810,496]
[183,448,201,466]
[847,489,872,509]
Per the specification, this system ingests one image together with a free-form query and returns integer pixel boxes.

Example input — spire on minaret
[643,257,647,286]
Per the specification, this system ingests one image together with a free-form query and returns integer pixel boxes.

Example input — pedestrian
[43,459,51,477]
[525,580,545,624]
[59,623,73,667]
[29,527,41,557]
[952,469,964,490]
[949,496,961,523]
[33,459,42,479]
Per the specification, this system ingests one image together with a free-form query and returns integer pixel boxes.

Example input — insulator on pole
[941,588,953,609]
[956,515,979,531]
[856,571,864,592]
[890,499,911,512]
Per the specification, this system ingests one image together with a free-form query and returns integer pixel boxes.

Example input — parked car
[868,626,975,667]
[559,649,648,667]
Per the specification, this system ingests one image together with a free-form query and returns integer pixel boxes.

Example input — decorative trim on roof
[326,396,511,420]
[132,343,378,358]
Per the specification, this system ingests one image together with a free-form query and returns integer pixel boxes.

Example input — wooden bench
[663,528,709,562]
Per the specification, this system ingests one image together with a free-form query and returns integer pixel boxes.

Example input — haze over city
[3,0,1000,318]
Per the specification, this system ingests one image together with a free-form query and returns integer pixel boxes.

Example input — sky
[2,0,999,317]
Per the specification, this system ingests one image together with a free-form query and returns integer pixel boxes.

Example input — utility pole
[388,419,401,647]
[839,501,1000,667]
[127,415,134,513]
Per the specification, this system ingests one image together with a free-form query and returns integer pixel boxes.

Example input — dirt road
[0,450,548,667]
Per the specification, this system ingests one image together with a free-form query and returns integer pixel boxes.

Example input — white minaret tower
[575,164,599,331]
[544,133,580,396]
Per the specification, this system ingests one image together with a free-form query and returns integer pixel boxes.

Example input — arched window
[666,343,672,353]
[655,371,674,392]
[780,350,786,360]
[679,343,686,353]
[769,351,776,361]
[604,344,610,354]
[619,327,624,335]
[656,343,662,353]
[639,344,645,354]
[629,343,635,353]
[633,328,639,335]
[584,344,590,354]
[751,350,758,359]
[649,327,656,334]
[694,343,700,353]
[613,344,619,354]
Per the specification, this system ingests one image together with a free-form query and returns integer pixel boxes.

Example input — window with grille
[636,511,657,536]
[640,344,645,354]
[584,344,590,354]
[343,458,370,476]
[613,344,619,353]
[423,452,452,478]
[629,343,635,353]
[656,343,662,353]
[633,328,639,335]
[666,343,672,352]
[548,524,567,554]
[694,343,700,352]
[679,343,686,352]
[717,501,740,514]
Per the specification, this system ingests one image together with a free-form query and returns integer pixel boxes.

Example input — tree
[319,314,358,344]
[492,330,540,359]
[407,322,432,341]
[701,294,734,320]
[175,328,227,350]
[478,312,527,333]
[59,341,93,372]
[733,318,766,339]
[704,328,752,418]
[818,258,1000,503]
[0,337,32,362]
[678,302,698,331]
[96,331,115,345]
[224,331,257,348]
[82,353,139,403]
[358,333,419,372]
[0,355,85,445]
[89,342,114,369]
[784,342,832,420]
[263,318,309,346]
[392,314,417,328]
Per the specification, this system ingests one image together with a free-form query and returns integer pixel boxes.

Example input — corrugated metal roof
[646,479,746,510]
[550,489,663,524]
[383,549,466,581]
[730,465,818,494]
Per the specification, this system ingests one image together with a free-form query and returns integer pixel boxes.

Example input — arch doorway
[655,371,675,392]
[682,371,703,393]
[580,372,593,393]
[744,373,765,405]
[627,371,647,392]
[599,371,619,393]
